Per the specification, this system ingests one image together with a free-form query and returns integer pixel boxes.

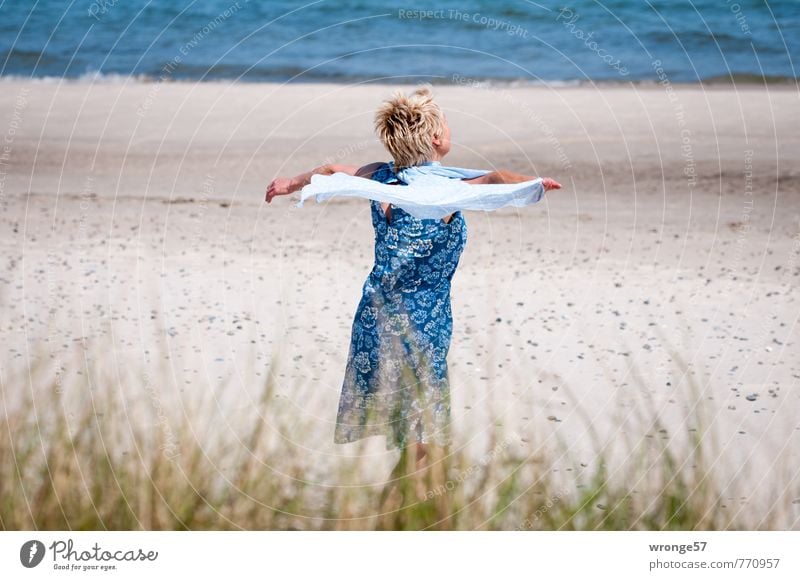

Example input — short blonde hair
[374,86,446,170]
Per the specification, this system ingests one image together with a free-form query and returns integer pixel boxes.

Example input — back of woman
[366,162,467,295]
[334,161,466,450]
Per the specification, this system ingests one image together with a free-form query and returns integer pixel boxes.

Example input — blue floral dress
[333,162,468,451]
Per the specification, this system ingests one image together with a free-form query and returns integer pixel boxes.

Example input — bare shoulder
[355,162,386,179]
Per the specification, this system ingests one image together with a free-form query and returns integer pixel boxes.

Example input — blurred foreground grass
[0,340,785,531]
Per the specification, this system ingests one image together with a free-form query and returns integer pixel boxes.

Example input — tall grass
[0,333,787,531]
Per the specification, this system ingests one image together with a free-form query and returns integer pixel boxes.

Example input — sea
[1,0,798,84]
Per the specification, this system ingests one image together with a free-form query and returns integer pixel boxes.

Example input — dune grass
[0,335,785,532]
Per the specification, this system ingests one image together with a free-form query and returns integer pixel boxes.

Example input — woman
[266,87,561,515]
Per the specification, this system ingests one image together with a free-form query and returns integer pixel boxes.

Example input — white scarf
[296,161,545,220]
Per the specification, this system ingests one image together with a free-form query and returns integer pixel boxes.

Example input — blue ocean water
[1,0,797,84]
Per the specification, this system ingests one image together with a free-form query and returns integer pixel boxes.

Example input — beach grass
[0,336,783,532]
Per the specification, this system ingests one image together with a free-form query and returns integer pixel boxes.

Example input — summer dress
[333,162,467,451]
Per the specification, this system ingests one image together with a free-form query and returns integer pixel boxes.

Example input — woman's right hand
[265,177,294,203]
[542,178,562,191]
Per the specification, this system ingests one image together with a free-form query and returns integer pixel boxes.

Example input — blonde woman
[266,87,560,516]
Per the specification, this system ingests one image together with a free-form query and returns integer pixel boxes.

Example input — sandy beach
[2,79,799,528]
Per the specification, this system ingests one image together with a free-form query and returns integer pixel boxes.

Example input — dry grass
[0,333,787,531]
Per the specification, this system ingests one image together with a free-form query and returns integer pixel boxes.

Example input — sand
[1,79,799,527]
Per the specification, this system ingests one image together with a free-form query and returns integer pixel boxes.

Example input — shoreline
[1,74,797,90]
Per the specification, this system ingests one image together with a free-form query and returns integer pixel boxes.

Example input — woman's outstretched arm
[265,162,383,203]
[463,169,562,191]
[266,164,356,203]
